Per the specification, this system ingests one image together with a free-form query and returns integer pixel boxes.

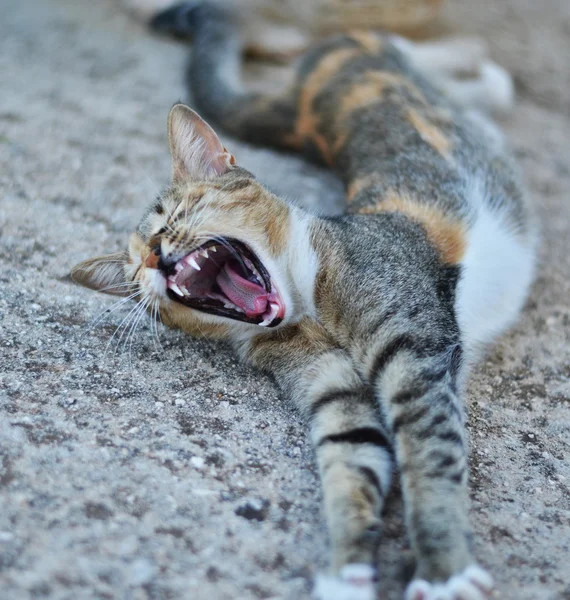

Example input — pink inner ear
[169,104,236,181]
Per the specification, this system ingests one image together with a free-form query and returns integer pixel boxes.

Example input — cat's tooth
[186,255,201,270]
[200,249,209,259]
[180,285,190,297]
[174,262,184,273]
[259,302,280,327]
[169,282,184,297]
[210,246,217,253]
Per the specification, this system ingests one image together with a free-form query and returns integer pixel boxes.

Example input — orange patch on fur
[145,250,159,270]
[346,174,382,203]
[294,47,361,161]
[221,187,291,257]
[263,201,291,256]
[349,30,384,54]
[332,71,422,155]
[357,191,467,264]
[339,72,408,120]
[407,108,453,159]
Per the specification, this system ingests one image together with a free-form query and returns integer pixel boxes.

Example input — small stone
[190,456,205,470]
[234,498,270,522]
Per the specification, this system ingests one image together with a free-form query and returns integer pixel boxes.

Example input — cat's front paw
[405,565,493,600]
[314,563,377,600]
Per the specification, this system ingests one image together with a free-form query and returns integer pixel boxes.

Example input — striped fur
[72,5,536,599]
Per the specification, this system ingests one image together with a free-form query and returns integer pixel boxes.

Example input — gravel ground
[0,1,569,599]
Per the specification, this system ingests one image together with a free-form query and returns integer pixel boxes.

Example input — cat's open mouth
[164,238,285,327]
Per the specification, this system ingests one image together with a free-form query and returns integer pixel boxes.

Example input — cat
[71,3,536,599]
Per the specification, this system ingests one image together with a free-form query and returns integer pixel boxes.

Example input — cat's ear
[168,103,236,182]
[71,253,131,297]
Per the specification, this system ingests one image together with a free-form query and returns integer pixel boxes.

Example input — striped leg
[369,340,493,599]
[301,351,393,600]
[244,323,393,599]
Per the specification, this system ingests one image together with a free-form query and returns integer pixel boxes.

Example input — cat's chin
[163,237,285,328]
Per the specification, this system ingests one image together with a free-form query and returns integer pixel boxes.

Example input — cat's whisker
[150,299,164,355]
[97,282,136,293]
[122,296,151,356]
[124,296,152,367]
[104,297,146,362]
[87,289,143,332]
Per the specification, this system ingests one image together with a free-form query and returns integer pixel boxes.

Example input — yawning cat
[72,4,536,599]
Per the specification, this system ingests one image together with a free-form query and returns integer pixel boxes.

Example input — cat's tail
[150,2,300,150]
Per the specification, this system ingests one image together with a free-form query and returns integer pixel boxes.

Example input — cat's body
[72,4,536,600]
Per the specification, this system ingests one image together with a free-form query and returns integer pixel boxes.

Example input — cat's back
[295,32,537,354]
[292,31,534,241]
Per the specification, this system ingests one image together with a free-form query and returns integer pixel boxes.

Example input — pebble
[234,498,270,522]
[190,456,205,470]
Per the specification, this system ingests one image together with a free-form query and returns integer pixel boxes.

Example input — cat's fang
[170,282,185,297]
[185,255,201,270]
[259,302,281,327]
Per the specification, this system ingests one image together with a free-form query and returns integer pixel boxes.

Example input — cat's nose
[145,247,177,276]
[157,252,178,276]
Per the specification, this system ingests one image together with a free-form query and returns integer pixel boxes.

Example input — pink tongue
[216,261,269,317]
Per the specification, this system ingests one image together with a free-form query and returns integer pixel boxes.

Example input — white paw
[314,563,377,600]
[479,60,515,114]
[405,565,493,600]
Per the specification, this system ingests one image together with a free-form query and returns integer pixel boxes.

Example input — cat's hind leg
[437,61,514,115]
[392,36,489,78]
[393,37,514,114]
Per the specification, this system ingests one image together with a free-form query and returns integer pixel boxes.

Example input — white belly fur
[456,181,537,363]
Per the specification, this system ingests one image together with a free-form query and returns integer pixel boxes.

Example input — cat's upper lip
[164,238,285,327]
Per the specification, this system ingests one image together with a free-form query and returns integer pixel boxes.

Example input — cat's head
[71,104,302,339]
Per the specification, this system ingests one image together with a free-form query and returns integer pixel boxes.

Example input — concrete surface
[0,1,569,599]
